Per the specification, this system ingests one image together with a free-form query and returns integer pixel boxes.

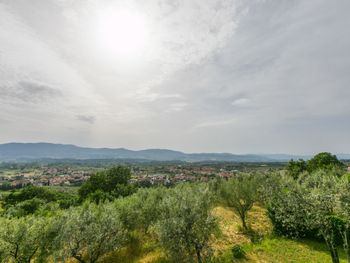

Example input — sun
[96,8,149,59]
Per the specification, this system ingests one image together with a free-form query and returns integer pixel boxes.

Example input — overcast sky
[0,0,349,154]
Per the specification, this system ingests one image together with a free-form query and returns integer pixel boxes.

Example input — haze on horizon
[0,0,349,155]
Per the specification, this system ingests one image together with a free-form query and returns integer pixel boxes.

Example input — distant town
[0,162,253,190]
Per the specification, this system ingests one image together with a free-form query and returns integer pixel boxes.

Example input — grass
[244,238,347,263]
[211,205,273,254]
[99,232,167,263]
[43,185,80,193]
[212,206,347,263]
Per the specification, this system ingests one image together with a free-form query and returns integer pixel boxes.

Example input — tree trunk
[331,248,340,263]
[325,237,340,263]
[195,245,202,263]
[342,228,350,263]
[73,255,87,263]
[240,212,248,230]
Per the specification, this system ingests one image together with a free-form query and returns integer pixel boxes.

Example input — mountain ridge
[0,142,348,162]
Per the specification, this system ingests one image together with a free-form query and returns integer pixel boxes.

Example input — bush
[231,245,246,259]
[79,166,136,202]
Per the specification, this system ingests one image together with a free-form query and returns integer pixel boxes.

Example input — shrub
[231,245,246,259]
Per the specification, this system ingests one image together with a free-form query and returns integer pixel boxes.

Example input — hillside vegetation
[0,152,349,263]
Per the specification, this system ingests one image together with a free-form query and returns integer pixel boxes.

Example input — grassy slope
[212,206,347,263]
[244,238,347,263]
[130,205,347,263]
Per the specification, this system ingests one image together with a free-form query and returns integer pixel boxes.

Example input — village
[0,163,237,190]
[0,166,92,189]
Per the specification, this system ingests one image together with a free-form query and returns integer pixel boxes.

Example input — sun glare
[96,8,149,58]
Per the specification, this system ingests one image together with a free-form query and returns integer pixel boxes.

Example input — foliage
[220,174,260,230]
[231,244,246,259]
[286,152,345,180]
[286,159,307,179]
[4,185,57,205]
[336,175,350,262]
[2,186,77,216]
[267,169,347,263]
[0,215,57,263]
[116,187,166,232]
[307,152,344,173]
[55,202,127,263]
[1,161,350,262]
[78,166,136,201]
[301,172,343,263]
[156,184,218,263]
[266,177,313,238]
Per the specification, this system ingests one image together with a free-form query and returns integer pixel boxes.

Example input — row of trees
[0,183,219,263]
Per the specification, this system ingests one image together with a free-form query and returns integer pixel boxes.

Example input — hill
[0,142,336,162]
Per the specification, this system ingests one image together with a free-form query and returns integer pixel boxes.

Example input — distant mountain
[0,143,347,162]
[337,154,350,160]
[260,154,312,161]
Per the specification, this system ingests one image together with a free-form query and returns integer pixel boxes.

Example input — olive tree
[0,215,56,263]
[220,174,260,230]
[156,184,218,263]
[116,187,166,233]
[55,202,126,263]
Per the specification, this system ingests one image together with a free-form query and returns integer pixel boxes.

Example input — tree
[286,159,307,179]
[156,184,218,263]
[0,215,57,263]
[78,166,135,201]
[285,153,345,180]
[55,202,126,263]
[105,166,131,191]
[302,171,343,263]
[4,186,57,205]
[78,172,107,200]
[3,186,77,215]
[268,170,343,263]
[116,187,166,232]
[337,174,350,263]
[307,152,344,173]
[220,174,260,230]
[267,177,311,238]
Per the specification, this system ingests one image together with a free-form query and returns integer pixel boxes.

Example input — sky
[0,0,349,154]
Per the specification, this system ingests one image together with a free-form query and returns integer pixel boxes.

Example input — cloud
[231,98,250,107]
[145,0,350,152]
[76,115,95,124]
[0,81,62,104]
[192,118,237,130]
[0,0,349,153]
